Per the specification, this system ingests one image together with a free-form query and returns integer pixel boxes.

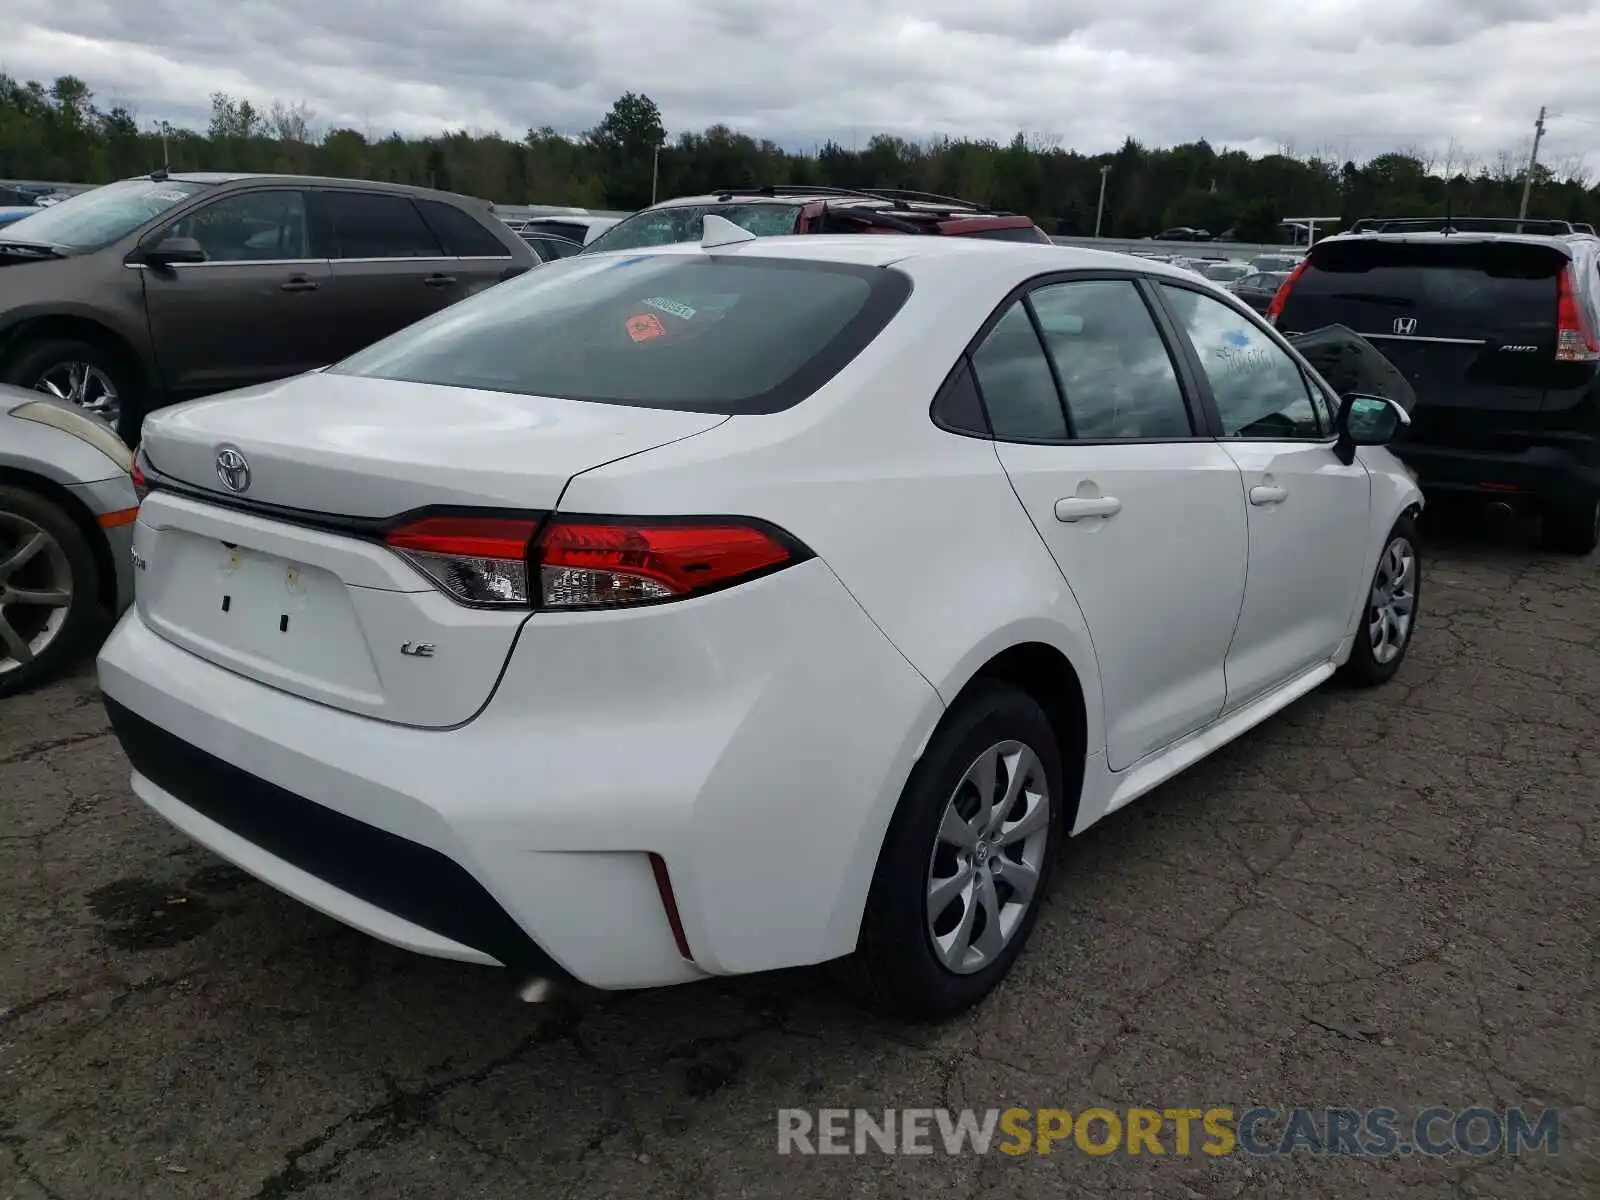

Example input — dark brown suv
[0,172,536,443]
[582,185,1054,254]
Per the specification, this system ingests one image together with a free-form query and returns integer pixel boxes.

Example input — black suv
[0,173,537,443]
[582,185,1053,254]
[1271,217,1600,554]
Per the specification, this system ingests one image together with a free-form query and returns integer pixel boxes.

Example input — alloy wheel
[0,512,74,674]
[34,361,120,425]
[925,740,1052,975]
[1369,535,1416,665]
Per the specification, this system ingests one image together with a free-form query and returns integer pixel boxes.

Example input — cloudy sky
[6,0,1600,167]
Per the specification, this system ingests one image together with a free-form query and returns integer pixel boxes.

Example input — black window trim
[938,268,1220,446]
[1149,277,1341,444]
[315,186,453,262]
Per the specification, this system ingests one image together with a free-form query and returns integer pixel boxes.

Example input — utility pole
[651,142,662,205]
[1094,165,1111,238]
[1517,105,1547,221]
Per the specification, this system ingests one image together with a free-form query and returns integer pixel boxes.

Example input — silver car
[0,386,138,695]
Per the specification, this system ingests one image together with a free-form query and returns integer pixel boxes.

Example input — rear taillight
[384,515,542,606]
[534,517,802,609]
[1555,265,1599,363]
[130,448,152,501]
[382,513,808,609]
[1265,258,1309,326]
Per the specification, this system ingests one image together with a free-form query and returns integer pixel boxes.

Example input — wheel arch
[0,314,153,397]
[0,467,117,612]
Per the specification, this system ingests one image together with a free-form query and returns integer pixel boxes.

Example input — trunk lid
[1277,238,1569,427]
[135,373,726,726]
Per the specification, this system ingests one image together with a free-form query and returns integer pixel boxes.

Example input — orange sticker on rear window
[626,313,668,342]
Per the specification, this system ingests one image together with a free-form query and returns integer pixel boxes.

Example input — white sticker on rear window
[148,190,192,203]
[643,296,696,320]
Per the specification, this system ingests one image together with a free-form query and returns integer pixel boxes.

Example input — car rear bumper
[96,559,941,990]
[1393,439,1600,506]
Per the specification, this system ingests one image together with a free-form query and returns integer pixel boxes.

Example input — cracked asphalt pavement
[1,510,1596,1199]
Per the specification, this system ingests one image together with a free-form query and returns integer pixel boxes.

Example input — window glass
[1,178,209,249]
[164,190,309,261]
[1161,285,1323,439]
[1030,281,1192,439]
[325,192,443,258]
[332,255,908,415]
[584,204,803,253]
[416,199,509,257]
[970,301,1067,440]
[961,226,1054,244]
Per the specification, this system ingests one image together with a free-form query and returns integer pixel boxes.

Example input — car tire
[1537,497,1600,557]
[1338,513,1421,689]
[839,682,1064,1020]
[1,337,138,444]
[0,484,106,698]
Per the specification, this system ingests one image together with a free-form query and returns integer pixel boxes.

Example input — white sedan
[98,222,1421,1018]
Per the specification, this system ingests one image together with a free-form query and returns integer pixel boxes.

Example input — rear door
[1275,238,1568,439]
[981,276,1249,771]
[141,187,334,397]
[413,197,521,295]
[318,189,462,359]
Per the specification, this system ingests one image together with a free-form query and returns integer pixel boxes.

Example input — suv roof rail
[853,187,992,213]
[1347,216,1577,235]
[710,184,910,208]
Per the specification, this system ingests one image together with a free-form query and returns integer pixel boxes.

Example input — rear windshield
[331,253,911,414]
[583,203,804,253]
[959,225,1054,244]
[1281,240,1564,339]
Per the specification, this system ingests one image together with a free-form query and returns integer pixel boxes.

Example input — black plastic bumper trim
[103,696,572,982]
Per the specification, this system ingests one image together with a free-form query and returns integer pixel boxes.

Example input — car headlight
[10,400,134,473]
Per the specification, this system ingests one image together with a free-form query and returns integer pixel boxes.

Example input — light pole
[1094,165,1111,238]
[651,142,662,205]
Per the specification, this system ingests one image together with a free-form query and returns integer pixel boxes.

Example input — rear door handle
[1249,485,1287,506]
[1054,496,1122,522]
[423,273,457,287]
[279,276,319,292]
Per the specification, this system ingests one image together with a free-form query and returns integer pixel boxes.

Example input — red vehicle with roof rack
[580,185,1053,254]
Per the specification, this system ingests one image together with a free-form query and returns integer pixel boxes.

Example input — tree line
[4,74,1597,241]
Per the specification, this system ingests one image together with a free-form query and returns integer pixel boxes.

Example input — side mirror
[1333,393,1410,465]
[143,236,206,266]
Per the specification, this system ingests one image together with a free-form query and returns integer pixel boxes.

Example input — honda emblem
[1393,317,1418,335]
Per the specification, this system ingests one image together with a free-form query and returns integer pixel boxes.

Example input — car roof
[641,187,1025,220]
[125,172,492,207]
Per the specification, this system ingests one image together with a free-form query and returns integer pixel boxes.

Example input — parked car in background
[518,230,587,261]
[1250,252,1302,272]
[1198,260,1254,285]
[1154,227,1213,242]
[100,226,1420,1019]
[582,186,1053,253]
[1272,216,1600,554]
[514,214,621,246]
[0,173,537,445]
[0,386,137,696]
[1228,270,1289,313]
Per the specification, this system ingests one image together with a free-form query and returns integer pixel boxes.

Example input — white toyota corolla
[99,221,1421,1018]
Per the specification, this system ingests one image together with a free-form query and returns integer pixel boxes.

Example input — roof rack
[1347,216,1576,235]
[854,187,991,213]
[706,183,1002,216]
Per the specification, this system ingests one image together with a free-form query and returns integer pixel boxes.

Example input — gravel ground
[1,510,1596,1199]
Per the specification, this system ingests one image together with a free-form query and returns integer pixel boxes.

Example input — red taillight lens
[129,455,149,499]
[1555,265,1599,363]
[1265,258,1308,326]
[534,517,800,609]
[384,515,542,605]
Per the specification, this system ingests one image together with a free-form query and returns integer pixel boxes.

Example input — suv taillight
[1555,265,1599,363]
[383,513,808,609]
[1265,258,1308,326]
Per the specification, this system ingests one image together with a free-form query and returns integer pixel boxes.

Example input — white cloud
[5,0,1599,170]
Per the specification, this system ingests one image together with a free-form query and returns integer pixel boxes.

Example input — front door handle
[1054,496,1122,522]
[279,276,319,292]
[1249,484,1287,506]
[423,273,458,287]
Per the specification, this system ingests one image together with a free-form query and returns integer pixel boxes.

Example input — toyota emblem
[215,446,251,493]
